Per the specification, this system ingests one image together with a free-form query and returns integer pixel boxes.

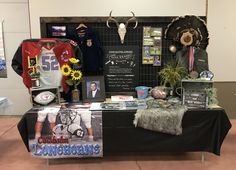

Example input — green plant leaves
[159,61,187,88]
[66,79,74,86]
[75,80,81,86]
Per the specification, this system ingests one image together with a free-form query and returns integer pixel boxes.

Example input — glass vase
[72,89,80,103]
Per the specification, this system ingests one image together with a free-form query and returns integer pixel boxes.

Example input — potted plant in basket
[159,60,187,96]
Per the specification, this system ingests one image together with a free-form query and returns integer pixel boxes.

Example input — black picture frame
[82,76,105,102]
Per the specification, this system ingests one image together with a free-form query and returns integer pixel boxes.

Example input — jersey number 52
[42,56,59,71]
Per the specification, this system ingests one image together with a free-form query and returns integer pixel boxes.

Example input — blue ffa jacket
[68,26,103,75]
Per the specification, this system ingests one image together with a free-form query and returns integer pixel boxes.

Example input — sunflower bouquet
[61,58,83,90]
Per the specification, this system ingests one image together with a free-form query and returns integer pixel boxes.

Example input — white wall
[0,0,31,115]
[28,0,236,82]
[207,0,236,81]
[29,0,206,38]
[3,0,235,114]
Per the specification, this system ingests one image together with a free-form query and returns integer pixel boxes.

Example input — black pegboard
[40,16,205,89]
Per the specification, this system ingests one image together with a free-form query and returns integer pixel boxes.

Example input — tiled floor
[0,116,235,170]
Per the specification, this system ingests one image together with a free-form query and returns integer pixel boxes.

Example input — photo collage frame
[142,27,162,66]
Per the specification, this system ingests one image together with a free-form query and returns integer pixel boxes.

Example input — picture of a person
[79,110,94,141]
[153,55,161,66]
[53,107,94,142]
[34,107,60,140]
[30,59,36,66]
[87,81,101,98]
[67,105,94,142]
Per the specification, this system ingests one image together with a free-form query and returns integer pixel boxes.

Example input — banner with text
[28,106,103,158]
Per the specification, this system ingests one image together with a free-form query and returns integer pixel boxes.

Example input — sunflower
[69,58,80,64]
[71,70,82,80]
[61,64,71,76]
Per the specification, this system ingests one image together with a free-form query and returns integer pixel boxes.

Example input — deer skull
[106,11,138,44]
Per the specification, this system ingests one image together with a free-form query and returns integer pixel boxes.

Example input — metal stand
[201,152,205,163]
[46,159,50,166]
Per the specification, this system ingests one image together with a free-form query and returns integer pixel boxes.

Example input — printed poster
[0,20,7,78]
[51,26,66,37]
[104,46,139,92]
[28,105,103,158]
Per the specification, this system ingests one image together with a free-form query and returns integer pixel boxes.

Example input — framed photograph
[153,55,161,66]
[143,26,151,37]
[51,26,66,37]
[143,46,150,57]
[142,56,154,64]
[150,47,161,55]
[150,27,162,37]
[82,76,105,102]
[28,56,38,68]
[143,38,154,46]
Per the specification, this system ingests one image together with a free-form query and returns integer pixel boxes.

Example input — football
[33,91,56,105]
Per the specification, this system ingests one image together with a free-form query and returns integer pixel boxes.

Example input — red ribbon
[188,46,194,72]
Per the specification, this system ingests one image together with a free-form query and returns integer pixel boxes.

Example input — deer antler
[106,11,138,44]
[106,11,119,28]
[125,11,138,29]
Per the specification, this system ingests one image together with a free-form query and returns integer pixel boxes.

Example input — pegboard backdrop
[40,16,205,92]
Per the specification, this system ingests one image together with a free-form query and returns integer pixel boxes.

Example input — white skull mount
[106,11,138,44]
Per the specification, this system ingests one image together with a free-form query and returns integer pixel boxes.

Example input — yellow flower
[71,70,82,80]
[69,58,80,64]
[61,64,71,76]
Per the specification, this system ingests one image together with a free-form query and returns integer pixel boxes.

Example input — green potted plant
[159,60,187,95]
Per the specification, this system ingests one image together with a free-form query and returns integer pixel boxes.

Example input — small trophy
[28,56,40,88]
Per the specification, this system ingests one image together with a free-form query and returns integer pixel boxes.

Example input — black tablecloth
[18,108,231,155]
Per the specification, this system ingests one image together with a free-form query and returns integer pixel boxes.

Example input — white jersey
[38,47,62,88]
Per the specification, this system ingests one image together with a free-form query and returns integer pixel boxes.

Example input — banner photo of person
[27,105,103,158]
